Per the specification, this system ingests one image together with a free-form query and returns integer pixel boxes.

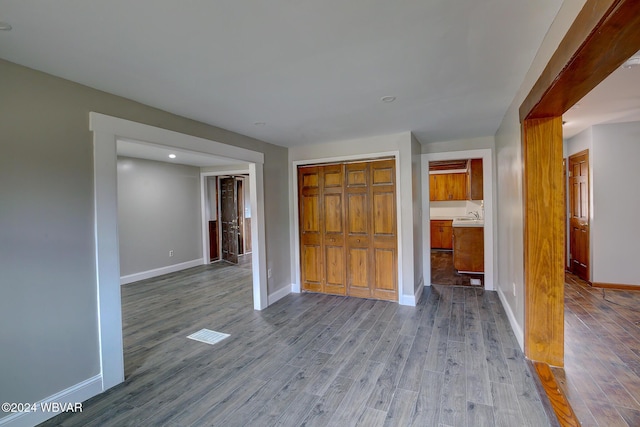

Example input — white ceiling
[117,139,246,168]
[563,54,640,139]
[0,0,567,147]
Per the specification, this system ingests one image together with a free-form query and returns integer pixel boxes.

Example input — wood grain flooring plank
[328,360,385,427]
[481,320,510,384]
[491,381,525,427]
[273,392,319,427]
[335,320,388,380]
[424,316,451,373]
[439,340,467,427]
[466,402,496,427]
[382,388,418,427]
[448,302,465,342]
[397,330,430,392]
[366,335,414,411]
[355,408,387,427]
[465,330,492,406]
[219,364,304,427]
[410,369,443,427]
[300,375,354,427]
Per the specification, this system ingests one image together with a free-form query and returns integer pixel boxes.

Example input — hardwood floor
[431,250,484,287]
[551,273,640,426]
[39,262,551,426]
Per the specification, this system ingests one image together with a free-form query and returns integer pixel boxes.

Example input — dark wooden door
[237,179,244,255]
[221,177,239,264]
[569,150,589,281]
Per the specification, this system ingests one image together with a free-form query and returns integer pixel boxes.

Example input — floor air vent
[187,328,230,345]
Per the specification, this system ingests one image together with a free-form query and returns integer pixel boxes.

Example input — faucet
[468,211,480,220]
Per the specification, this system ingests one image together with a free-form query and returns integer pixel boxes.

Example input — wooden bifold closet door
[298,159,397,301]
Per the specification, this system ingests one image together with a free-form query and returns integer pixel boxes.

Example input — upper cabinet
[429,173,467,201]
[468,158,483,200]
[429,158,483,201]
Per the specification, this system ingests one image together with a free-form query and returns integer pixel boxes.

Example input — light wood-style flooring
[40,261,552,426]
[553,274,640,426]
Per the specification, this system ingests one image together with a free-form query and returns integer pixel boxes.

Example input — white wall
[288,132,423,305]
[411,134,424,297]
[118,157,202,278]
[422,136,495,154]
[591,122,640,286]
[494,0,587,349]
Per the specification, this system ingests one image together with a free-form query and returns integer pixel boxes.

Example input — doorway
[428,158,485,287]
[568,150,590,282]
[421,148,494,291]
[91,113,268,390]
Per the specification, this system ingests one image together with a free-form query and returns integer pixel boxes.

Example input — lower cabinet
[453,227,484,272]
[430,220,453,249]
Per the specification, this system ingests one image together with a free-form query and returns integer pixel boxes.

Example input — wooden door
[237,179,244,255]
[220,177,239,264]
[299,164,346,295]
[369,159,398,300]
[569,150,589,281]
[209,220,219,261]
[299,166,323,292]
[322,165,346,295]
[299,159,397,301]
[345,162,372,298]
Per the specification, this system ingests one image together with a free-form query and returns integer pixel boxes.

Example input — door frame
[520,0,640,366]
[291,151,404,302]
[567,149,590,281]
[421,149,495,291]
[90,112,268,392]
[200,170,251,265]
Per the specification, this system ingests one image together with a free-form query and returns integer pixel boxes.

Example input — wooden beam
[520,0,640,121]
[522,117,565,366]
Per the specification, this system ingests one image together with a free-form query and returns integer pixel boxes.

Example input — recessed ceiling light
[254,122,266,126]
[622,56,640,69]
[0,22,12,31]
[168,154,177,159]
[381,96,396,103]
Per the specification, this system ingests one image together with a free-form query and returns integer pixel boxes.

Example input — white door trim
[421,149,495,290]
[89,112,267,392]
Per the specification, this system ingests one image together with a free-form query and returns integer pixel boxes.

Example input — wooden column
[522,117,564,366]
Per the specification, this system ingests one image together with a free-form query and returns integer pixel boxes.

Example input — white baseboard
[120,259,202,285]
[0,375,102,427]
[497,286,524,351]
[268,284,292,305]
[399,277,423,306]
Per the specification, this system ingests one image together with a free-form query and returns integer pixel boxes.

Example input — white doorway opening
[90,112,267,392]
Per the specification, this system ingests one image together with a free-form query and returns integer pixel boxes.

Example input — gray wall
[566,122,640,286]
[0,58,290,410]
[117,156,202,276]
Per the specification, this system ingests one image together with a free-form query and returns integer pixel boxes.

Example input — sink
[452,217,484,227]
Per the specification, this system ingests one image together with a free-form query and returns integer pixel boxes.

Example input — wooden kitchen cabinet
[453,226,484,272]
[430,220,453,249]
[468,158,483,200]
[429,173,468,201]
